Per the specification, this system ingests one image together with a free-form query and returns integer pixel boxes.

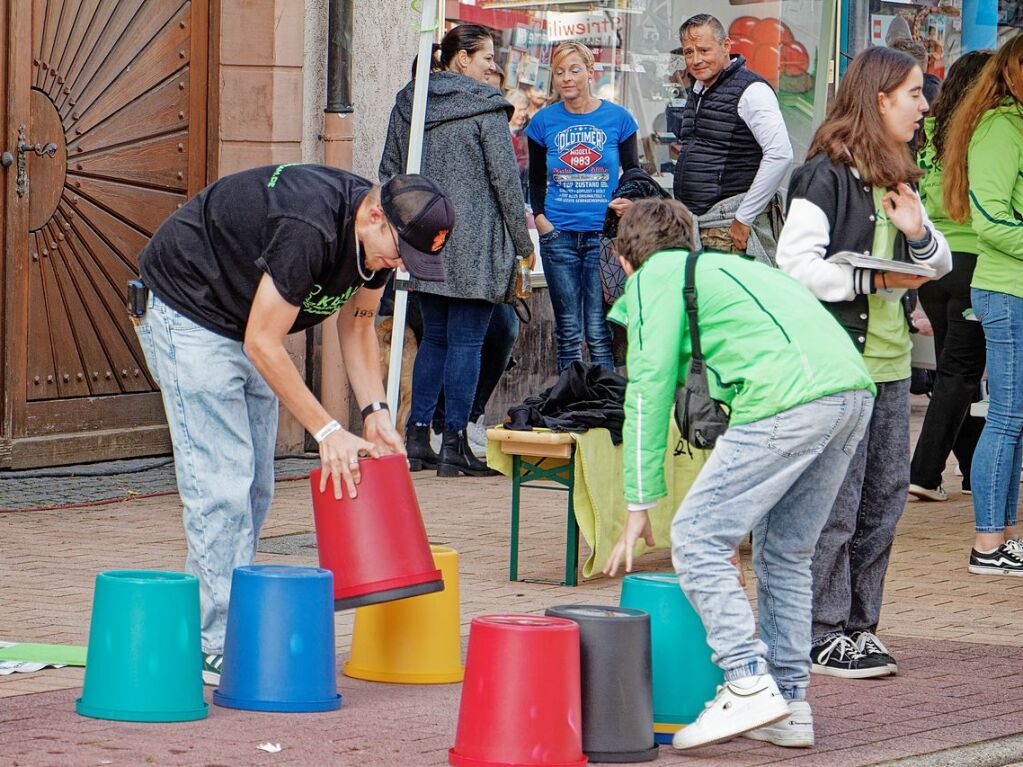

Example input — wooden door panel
[51,1,122,113]
[37,238,93,399]
[58,196,148,267]
[47,221,146,396]
[56,0,146,115]
[45,0,87,88]
[5,0,207,465]
[70,8,190,138]
[70,175,183,236]
[73,133,189,191]
[68,69,188,147]
[26,234,58,402]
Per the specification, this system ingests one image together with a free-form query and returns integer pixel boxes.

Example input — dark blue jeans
[432,303,520,429]
[408,292,495,433]
[539,229,614,371]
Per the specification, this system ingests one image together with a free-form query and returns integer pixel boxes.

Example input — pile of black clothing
[505,361,627,444]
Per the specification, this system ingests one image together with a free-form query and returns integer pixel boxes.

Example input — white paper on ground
[256,743,282,754]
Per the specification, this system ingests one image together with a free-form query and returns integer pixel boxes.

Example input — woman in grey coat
[380,24,534,478]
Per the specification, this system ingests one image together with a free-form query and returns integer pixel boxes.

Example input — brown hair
[616,199,696,269]
[943,34,1023,222]
[931,50,992,162]
[807,46,923,188]
[889,37,927,70]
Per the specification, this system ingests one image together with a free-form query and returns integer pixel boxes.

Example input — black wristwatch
[360,401,389,419]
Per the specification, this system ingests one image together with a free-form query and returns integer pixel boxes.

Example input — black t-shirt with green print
[139,163,391,342]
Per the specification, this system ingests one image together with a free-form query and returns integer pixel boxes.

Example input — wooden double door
[0,1,210,468]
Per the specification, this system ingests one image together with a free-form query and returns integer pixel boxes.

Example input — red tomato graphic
[729,16,760,38]
[780,41,810,77]
[752,17,793,46]
[729,34,756,62]
[751,44,782,88]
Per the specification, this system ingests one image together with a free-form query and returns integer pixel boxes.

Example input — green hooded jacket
[968,102,1023,298]
[608,250,875,506]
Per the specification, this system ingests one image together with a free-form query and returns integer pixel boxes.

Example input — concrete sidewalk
[1,399,1022,766]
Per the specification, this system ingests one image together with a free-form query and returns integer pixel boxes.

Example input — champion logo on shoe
[969,544,1023,576]
[672,676,789,750]
[743,700,815,748]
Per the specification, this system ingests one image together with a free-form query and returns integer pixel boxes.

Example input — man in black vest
[672,14,792,254]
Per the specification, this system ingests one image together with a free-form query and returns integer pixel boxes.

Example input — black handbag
[674,250,729,450]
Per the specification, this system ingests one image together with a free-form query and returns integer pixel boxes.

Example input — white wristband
[314,419,342,444]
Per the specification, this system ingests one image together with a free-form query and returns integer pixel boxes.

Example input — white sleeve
[735,82,794,225]
[909,201,953,278]
[776,198,875,301]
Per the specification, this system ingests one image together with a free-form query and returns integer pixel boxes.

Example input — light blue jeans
[135,295,278,654]
[671,390,873,701]
[971,288,1023,533]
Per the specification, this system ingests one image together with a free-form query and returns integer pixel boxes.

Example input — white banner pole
[385,0,438,424]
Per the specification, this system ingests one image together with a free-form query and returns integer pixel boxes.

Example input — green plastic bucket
[620,572,723,740]
[76,570,208,722]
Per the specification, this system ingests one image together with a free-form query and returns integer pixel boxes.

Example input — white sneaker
[429,428,442,453]
[672,674,789,750]
[908,483,949,502]
[742,700,814,748]
[466,417,487,459]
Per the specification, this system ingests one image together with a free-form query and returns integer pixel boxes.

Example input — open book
[827,250,937,278]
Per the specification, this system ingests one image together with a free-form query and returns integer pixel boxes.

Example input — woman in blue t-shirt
[527,42,640,371]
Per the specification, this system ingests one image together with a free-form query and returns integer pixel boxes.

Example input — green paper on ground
[0,643,87,666]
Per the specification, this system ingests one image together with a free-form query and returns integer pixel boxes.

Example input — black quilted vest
[673,56,767,215]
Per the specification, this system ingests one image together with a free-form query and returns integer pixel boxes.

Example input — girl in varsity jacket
[776,46,950,680]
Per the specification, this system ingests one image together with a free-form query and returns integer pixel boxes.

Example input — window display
[445,0,834,179]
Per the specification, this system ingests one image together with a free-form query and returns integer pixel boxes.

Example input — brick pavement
[1,399,1022,765]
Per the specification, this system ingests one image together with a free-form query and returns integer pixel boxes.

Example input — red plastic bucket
[449,615,588,767]
[311,454,443,610]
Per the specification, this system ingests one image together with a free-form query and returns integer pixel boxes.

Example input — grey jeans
[672,390,873,701]
[811,378,911,642]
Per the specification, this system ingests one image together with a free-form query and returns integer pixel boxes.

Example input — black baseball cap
[380,174,455,282]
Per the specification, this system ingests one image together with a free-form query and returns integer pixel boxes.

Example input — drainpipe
[319,0,356,430]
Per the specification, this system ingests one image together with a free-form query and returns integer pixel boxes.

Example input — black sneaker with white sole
[810,635,891,679]
[969,544,1023,576]
[850,630,897,674]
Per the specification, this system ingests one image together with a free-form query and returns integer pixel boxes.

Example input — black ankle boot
[406,424,439,472]
[438,430,498,477]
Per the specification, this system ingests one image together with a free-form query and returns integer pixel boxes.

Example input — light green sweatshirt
[968,102,1023,298]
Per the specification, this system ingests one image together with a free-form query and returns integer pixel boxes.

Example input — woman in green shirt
[943,34,1023,575]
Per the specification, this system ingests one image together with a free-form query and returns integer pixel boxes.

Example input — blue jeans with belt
[539,229,614,371]
[970,288,1023,533]
[135,295,278,655]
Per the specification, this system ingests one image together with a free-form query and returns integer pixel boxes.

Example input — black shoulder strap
[684,249,704,364]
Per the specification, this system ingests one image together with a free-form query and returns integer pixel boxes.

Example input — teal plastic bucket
[76,571,207,722]
[620,573,722,740]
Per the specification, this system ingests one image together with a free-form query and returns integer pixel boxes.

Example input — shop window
[445,0,835,180]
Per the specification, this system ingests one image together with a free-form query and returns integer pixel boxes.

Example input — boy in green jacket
[603,199,876,750]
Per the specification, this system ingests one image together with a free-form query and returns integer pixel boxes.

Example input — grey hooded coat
[379,72,533,303]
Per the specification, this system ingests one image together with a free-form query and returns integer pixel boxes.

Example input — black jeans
[910,251,987,489]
